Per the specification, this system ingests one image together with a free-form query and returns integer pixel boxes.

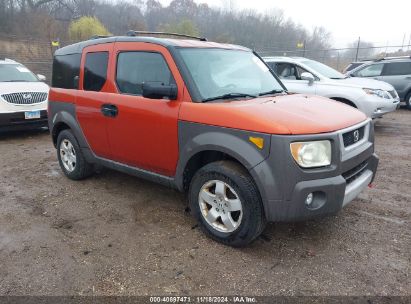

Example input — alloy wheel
[59,139,77,172]
[198,179,243,233]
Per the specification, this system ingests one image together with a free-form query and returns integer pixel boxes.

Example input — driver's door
[275,62,316,95]
[104,42,185,176]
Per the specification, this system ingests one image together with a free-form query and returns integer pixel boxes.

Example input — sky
[161,0,411,48]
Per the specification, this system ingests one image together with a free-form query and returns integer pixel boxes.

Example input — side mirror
[37,74,46,81]
[300,72,315,85]
[142,82,177,100]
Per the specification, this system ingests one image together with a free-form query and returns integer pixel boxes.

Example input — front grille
[342,126,365,147]
[342,161,368,185]
[1,92,47,105]
[388,90,398,99]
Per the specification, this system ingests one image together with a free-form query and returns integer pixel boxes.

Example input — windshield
[301,60,345,79]
[0,64,39,82]
[177,48,284,101]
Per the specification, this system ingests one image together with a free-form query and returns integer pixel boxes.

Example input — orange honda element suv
[48,32,379,246]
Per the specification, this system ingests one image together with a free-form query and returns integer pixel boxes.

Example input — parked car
[343,60,371,74]
[346,56,411,109]
[48,34,378,246]
[263,57,400,118]
[0,58,49,132]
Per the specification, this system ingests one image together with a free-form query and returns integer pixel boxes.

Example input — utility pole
[401,33,406,50]
[408,33,411,51]
[355,36,361,61]
[303,39,306,57]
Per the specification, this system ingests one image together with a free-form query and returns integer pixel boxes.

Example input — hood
[0,81,49,95]
[328,77,394,91]
[180,94,367,135]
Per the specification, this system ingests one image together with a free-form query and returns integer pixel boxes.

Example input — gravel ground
[0,109,410,296]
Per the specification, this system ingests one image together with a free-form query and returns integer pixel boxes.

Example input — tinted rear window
[83,52,109,91]
[383,62,411,76]
[52,54,81,89]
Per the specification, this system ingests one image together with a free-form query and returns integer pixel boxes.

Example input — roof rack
[89,35,111,40]
[126,30,207,41]
[374,55,411,61]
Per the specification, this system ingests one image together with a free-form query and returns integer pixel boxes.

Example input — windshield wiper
[258,89,285,96]
[202,93,257,103]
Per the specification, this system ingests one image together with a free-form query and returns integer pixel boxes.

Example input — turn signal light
[249,136,264,149]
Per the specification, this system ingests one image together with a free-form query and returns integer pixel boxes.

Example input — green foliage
[158,19,199,37]
[68,16,111,41]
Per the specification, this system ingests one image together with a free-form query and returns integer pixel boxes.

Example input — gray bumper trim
[342,169,373,207]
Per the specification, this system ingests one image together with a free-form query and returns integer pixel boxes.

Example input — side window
[295,65,317,80]
[116,52,175,95]
[266,62,276,72]
[276,63,298,80]
[83,52,109,91]
[354,63,383,77]
[52,54,81,89]
[382,62,411,76]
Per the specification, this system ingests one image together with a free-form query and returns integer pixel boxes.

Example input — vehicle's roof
[352,58,411,64]
[262,56,308,63]
[0,59,19,65]
[55,36,250,56]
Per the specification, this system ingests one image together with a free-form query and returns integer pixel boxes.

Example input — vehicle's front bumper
[357,95,400,118]
[0,110,48,132]
[250,119,379,222]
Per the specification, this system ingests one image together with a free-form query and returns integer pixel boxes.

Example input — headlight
[290,140,331,168]
[363,88,390,99]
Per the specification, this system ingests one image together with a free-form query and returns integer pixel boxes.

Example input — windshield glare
[178,48,284,101]
[0,64,39,82]
[301,60,345,79]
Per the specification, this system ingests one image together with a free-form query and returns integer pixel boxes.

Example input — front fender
[175,121,271,190]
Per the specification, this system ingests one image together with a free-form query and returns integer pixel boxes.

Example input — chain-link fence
[256,44,411,71]
[0,34,73,84]
[2,34,411,82]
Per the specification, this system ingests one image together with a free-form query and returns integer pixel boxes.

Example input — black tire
[189,160,266,247]
[56,129,94,180]
[405,92,411,110]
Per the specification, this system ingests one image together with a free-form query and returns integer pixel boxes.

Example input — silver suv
[264,57,399,118]
[346,56,411,109]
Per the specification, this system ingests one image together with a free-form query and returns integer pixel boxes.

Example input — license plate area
[24,110,41,119]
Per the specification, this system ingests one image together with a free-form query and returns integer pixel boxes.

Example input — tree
[158,19,199,37]
[344,40,375,61]
[68,16,110,41]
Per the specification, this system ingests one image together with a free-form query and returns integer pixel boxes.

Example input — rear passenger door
[105,42,183,177]
[76,43,113,159]
[380,62,411,99]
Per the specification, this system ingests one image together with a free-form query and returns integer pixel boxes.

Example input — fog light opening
[304,191,326,210]
[305,193,314,207]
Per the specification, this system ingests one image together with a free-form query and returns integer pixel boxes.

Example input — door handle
[101,104,118,118]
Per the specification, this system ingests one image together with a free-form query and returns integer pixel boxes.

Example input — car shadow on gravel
[0,127,49,140]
